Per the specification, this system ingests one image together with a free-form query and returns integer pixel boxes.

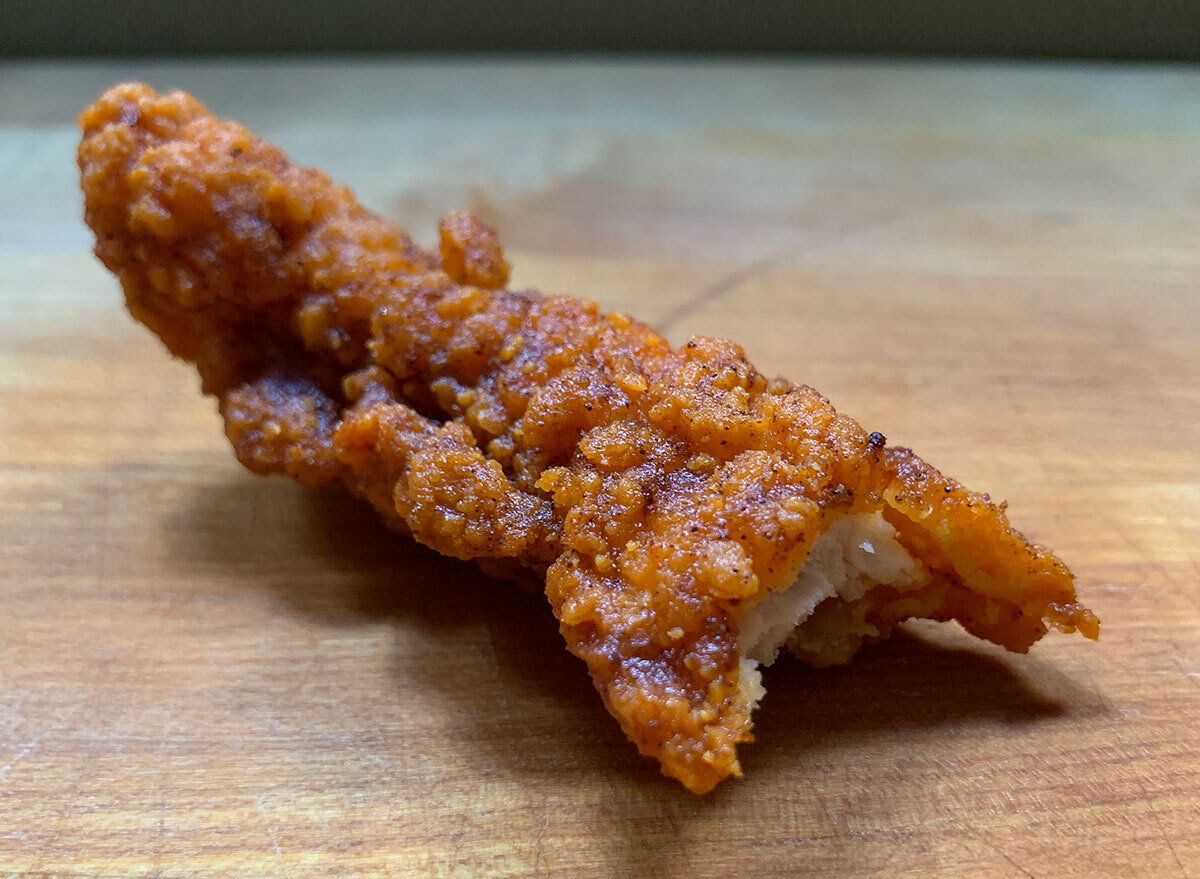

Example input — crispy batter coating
[79,84,1098,794]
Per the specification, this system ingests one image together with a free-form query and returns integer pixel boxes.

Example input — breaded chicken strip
[79,84,1098,794]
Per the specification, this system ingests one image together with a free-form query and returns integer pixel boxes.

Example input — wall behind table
[3,0,1198,59]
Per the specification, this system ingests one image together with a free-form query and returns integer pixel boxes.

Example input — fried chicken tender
[79,84,1098,794]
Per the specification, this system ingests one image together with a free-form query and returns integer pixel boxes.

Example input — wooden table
[2,58,1198,878]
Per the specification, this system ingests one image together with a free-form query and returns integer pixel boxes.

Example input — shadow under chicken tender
[79,83,1098,794]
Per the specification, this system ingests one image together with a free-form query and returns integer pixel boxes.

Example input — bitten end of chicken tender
[80,83,1098,794]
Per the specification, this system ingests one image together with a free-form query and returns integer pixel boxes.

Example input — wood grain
[1,58,1198,878]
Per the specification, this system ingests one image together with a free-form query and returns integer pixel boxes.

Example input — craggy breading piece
[79,83,1099,794]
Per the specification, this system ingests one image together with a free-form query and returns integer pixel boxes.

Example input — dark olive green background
[3,0,1198,58]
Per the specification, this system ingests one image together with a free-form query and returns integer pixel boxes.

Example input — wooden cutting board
[2,59,1197,878]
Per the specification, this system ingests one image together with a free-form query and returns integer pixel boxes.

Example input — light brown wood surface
[2,58,1198,878]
